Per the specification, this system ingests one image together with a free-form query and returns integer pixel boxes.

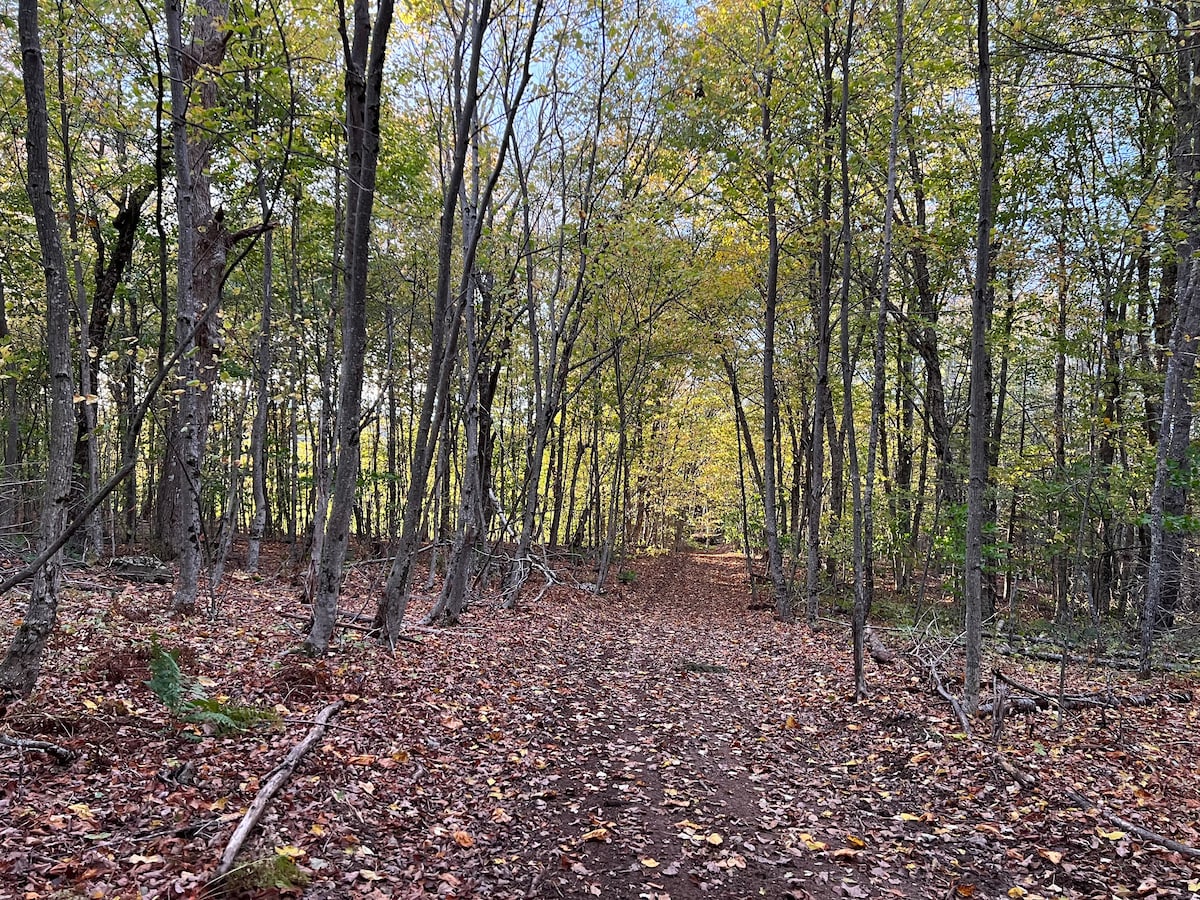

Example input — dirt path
[2,549,1196,899]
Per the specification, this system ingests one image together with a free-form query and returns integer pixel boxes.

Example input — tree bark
[964,0,995,715]
[304,0,396,655]
[0,0,77,698]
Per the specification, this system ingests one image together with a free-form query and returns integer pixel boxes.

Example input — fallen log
[1062,786,1200,860]
[991,671,1191,713]
[0,733,77,764]
[212,699,344,879]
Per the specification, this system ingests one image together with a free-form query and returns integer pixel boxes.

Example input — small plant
[618,569,638,585]
[147,643,279,735]
[204,853,309,898]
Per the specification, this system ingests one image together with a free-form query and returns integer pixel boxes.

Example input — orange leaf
[453,830,474,848]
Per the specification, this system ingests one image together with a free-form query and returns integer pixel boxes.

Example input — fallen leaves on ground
[0,546,1197,899]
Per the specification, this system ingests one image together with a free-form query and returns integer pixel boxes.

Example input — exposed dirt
[1,547,1197,899]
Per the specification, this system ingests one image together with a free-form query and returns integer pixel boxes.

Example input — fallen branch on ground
[991,671,1191,712]
[0,732,77,764]
[212,699,344,879]
[906,649,972,737]
[277,611,422,643]
[1061,786,1200,860]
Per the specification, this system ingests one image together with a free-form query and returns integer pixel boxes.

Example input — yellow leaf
[82,699,98,711]
[706,832,723,846]
[846,834,867,849]
[784,714,798,729]
[310,823,325,836]
[1038,849,1063,864]
[1097,828,1127,841]
[357,869,383,881]
[274,845,305,859]
[640,858,660,868]
[900,813,922,821]
[453,830,475,848]
[1008,888,1028,898]
[581,827,609,842]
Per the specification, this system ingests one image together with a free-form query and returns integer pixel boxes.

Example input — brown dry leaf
[581,827,610,842]
[453,829,475,848]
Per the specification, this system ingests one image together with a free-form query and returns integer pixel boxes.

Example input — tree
[304,0,396,655]
[0,0,77,698]
[963,0,995,714]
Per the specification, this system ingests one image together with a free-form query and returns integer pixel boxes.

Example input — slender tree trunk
[246,178,274,573]
[834,0,865,691]
[857,0,903,701]
[757,2,788,618]
[0,0,77,697]
[304,0,396,655]
[806,27,836,623]
[165,0,204,613]
[964,0,995,715]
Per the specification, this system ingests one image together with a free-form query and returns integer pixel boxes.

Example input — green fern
[147,644,277,735]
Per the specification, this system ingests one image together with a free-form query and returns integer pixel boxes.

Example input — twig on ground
[0,732,77,764]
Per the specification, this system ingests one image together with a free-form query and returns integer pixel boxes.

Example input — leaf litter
[0,546,1197,899]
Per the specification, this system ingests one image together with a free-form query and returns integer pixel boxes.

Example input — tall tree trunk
[857,0,903,701]
[835,0,865,691]
[0,0,77,698]
[304,0,396,654]
[164,0,204,613]
[246,178,274,573]
[1142,6,1200,674]
[758,1,788,619]
[964,0,995,715]
[805,24,836,623]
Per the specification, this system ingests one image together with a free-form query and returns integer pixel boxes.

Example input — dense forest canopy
[0,0,1198,707]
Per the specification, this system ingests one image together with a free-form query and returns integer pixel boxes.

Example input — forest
[1,0,1199,895]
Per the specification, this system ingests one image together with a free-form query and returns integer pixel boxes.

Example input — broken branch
[212,699,344,878]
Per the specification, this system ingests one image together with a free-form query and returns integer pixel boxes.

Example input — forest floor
[1,547,1199,900]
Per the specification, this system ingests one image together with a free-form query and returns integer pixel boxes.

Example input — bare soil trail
[1,548,1196,899]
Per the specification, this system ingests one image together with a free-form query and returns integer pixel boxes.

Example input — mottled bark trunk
[0,0,77,697]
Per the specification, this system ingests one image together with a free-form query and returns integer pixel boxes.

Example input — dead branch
[994,671,1191,711]
[212,699,344,878]
[1062,787,1200,860]
[907,650,972,737]
[0,732,77,764]
[995,752,1038,789]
